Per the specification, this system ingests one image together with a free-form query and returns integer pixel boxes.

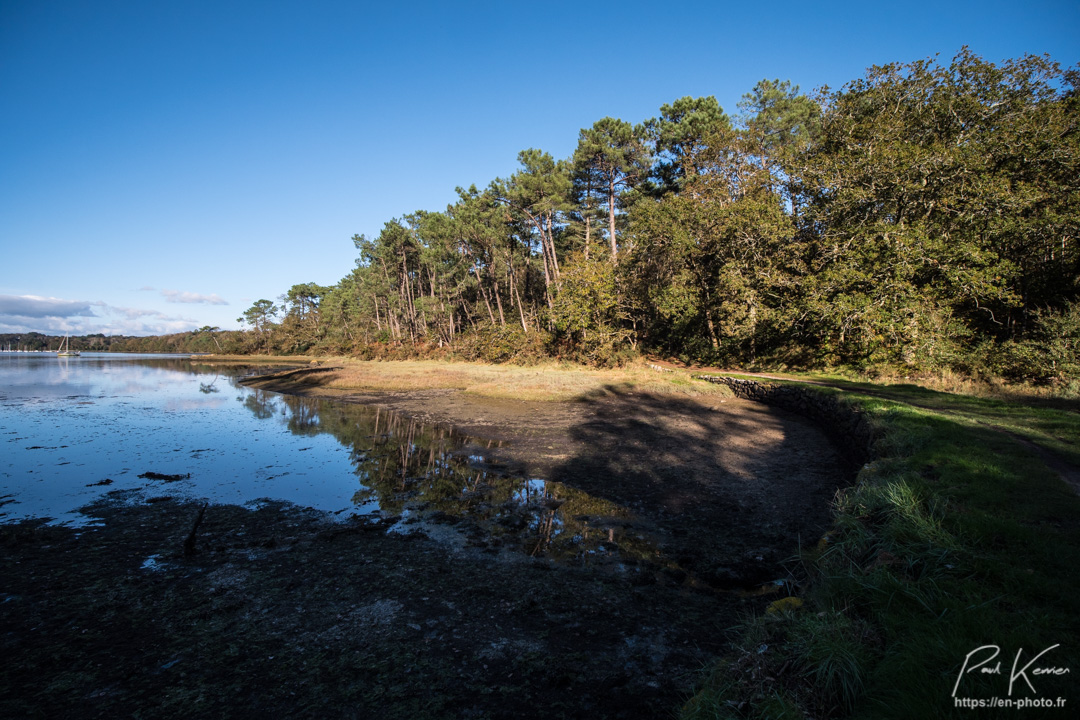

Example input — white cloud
[92,316,200,335]
[108,305,167,320]
[0,294,97,319]
[97,304,200,334]
[161,289,229,305]
[0,294,208,336]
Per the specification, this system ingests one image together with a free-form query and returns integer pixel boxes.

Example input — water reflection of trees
[240,389,280,420]
[284,398,321,436]
[235,391,661,566]
[199,376,221,394]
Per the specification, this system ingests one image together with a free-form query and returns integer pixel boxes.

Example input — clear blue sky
[2,0,1077,336]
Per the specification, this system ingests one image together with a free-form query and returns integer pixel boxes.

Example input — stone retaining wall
[696,375,877,470]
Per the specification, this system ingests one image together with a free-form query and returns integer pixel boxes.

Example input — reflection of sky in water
[0,353,656,568]
[0,354,358,525]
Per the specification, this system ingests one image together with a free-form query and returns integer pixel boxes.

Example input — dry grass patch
[313,359,733,402]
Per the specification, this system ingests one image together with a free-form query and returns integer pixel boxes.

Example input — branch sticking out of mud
[183,503,208,557]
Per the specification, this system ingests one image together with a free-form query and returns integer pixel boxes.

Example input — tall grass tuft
[682,383,1080,719]
[789,611,876,714]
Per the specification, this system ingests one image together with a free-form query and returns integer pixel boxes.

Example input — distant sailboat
[57,334,80,357]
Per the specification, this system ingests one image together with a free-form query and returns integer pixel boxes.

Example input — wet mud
[2,379,849,719]
[246,378,848,590]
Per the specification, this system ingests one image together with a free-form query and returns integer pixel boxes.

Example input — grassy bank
[683,381,1080,718]
[241,358,732,403]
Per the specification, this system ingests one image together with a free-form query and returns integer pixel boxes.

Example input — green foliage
[986,302,1080,386]
[454,325,551,365]
[573,116,651,260]
[550,254,633,366]
[644,95,732,195]
[792,49,1079,367]
[738,79,820,155]
[276,282,330,353]
[236,299,280,353]
[625,127,799,366]
[789,611,877,714]
[239,299,278,333]
[223,49,1075,383]
[1030,302,1080,384]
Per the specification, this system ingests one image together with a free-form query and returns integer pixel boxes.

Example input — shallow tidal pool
[0,353,653,564]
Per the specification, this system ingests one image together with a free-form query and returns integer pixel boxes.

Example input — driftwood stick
[183,503,208,557]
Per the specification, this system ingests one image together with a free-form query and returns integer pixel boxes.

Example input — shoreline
[4,361,853,718]
[237,364,850,503]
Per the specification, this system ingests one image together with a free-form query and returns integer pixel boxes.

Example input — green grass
[683,384,1080,719]
[814,378,1080,467]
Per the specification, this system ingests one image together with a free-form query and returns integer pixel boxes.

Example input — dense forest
[27,50,1080,385]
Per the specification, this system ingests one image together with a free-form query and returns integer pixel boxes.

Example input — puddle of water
[1,353,663,568]
[281,396,663,566]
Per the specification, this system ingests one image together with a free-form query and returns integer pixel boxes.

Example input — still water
[0,353,652,563]
[0,354,369,523]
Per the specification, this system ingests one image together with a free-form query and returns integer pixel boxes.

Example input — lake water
[0,353,373,524]
[0,353,650,562]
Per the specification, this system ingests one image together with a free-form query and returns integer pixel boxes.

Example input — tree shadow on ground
[549,385,851,588]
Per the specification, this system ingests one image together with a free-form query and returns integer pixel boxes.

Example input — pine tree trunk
[584,215,591,261]
[473,265,497,325]
[608,178,618,263]
[508,255,529,332]
[545,211,560,280]
[493,277,506,326]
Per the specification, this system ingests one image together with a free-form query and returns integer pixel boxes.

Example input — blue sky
[1,0,1077,336]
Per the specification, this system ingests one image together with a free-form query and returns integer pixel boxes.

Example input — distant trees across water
[0,329,242,355]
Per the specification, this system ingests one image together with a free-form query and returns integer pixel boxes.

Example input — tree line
[171,51,1080,383]
[0,329,243,354]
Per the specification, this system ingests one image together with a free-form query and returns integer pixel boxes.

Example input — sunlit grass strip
[683,390,1080,719]
[736,369,1080,473]
[813,377,1080,470]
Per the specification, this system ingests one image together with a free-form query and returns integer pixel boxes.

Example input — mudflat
[244,373,849,587]
[2,369,848,719]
